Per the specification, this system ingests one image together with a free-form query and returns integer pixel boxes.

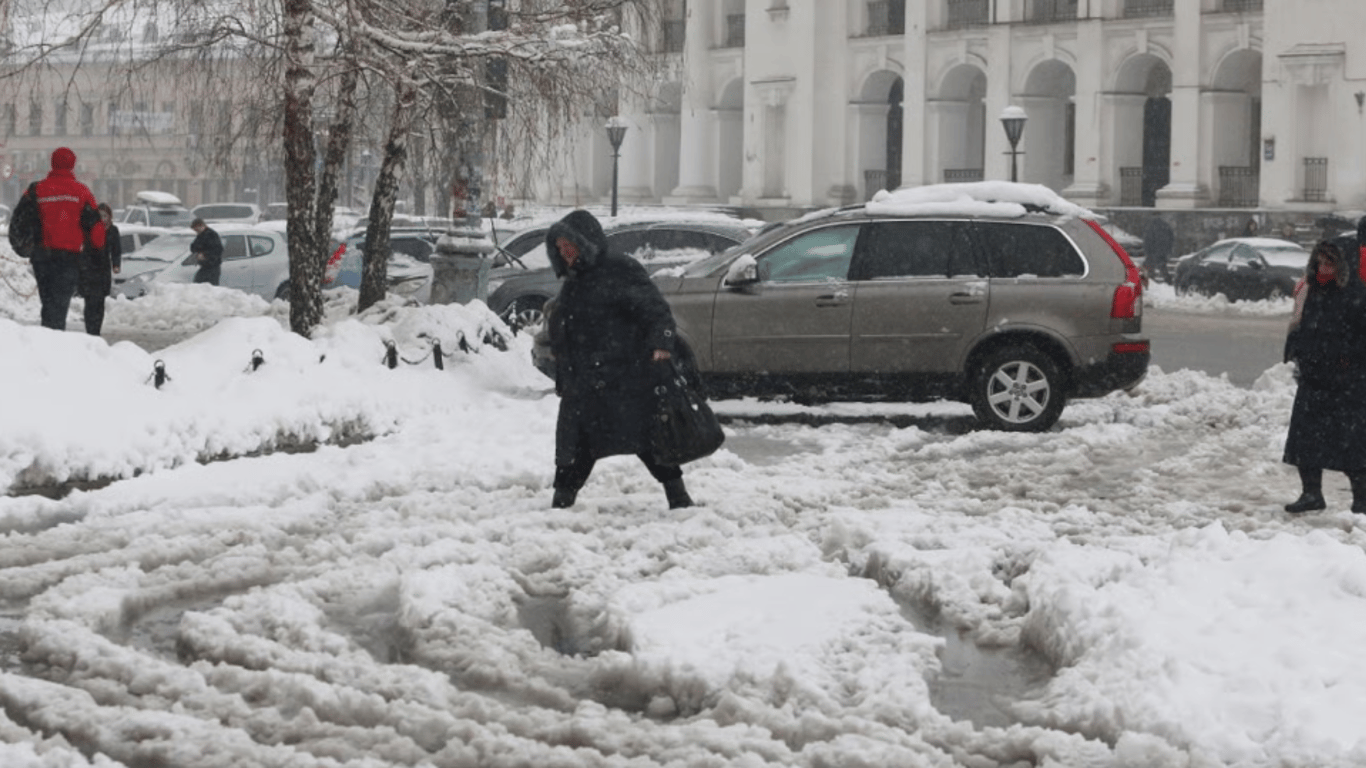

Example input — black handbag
[650,357,724,466]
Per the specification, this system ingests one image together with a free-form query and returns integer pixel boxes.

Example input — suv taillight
[1084,219,1143,319]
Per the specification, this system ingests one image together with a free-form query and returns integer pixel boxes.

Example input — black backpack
[8,181,41,258]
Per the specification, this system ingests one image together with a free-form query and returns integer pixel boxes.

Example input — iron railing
[1217,166,1259,208]
[1119,167,1145,206]
[943,168,985,183]
[1220,0,1262,11]
[1303,157,1328,202]
[864,170,888,199]
[723,14,745,48]
[1123,0,1173,18]
[1026,0,1078,24]
[945,0,990,29]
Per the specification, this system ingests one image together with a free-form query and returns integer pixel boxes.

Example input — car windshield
[122,232,194,262]
[196,205,254,220]
[148,209,196,228]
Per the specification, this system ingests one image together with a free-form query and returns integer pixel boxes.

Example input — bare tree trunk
[314,62,359,259]
[358,81,418,312]
[282,0,322,335]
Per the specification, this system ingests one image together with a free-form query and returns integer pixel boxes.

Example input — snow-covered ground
[6,247,1366,768]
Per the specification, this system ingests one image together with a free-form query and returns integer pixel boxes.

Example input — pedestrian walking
[1142,216,1174,282]
[545,209,695,510]
[78,203,121,336]
[1282,238,1366,514]
[189,218,223,285]
[28,147,105,330]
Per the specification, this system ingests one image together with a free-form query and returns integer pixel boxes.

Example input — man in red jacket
[31,147,105,330]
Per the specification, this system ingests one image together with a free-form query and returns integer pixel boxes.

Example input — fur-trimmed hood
[546,210,609,278]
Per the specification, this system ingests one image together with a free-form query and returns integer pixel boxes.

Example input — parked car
[118,227,291,301]
[487,214,760,329]
[1172,237,1309,302]
[114,223,169,255]
[325,230,440,303]
[120,190,196,228]
[554,182,1149,433]
[260,202,289,222]
[192,202,262,226]
[113,230,198,296]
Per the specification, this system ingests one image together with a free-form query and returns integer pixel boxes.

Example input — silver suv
[651,184,1149,432]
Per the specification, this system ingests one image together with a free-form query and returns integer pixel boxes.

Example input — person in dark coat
[78,202,121,336]
[189,218,223,285]
[30,146,106,330]
[546,209,694,510]
[1142,216,1175,282]
[1282,238,1366,514]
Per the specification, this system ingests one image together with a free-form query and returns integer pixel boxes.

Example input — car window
[248,235,276,257]
[976,222,1084,278]
[148,209,195,228]
[126,209,147,225]
[606,230,652,259]
[1197,244,1235,266]
[853,221,976,279]
[195,205,254,220]
[1230,243,1262,266]
[222,235,248,261]
[119,234,136,252]
[391,238,435,262]
[757,225,859,283]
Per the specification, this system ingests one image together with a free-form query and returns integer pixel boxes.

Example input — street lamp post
[606,118,628,217]
[999,106,1027,183]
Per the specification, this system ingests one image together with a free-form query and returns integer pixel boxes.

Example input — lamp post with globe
[999,105,1027,183]
[606,117,628,217]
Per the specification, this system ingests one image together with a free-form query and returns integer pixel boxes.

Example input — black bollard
[432,340,444,370]
[249,349,265,372]
[150,360,171,389]
[383,340,399,369]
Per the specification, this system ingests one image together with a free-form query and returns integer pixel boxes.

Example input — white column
[668,0,718,201]
[1062,18,1107,207]
[850,102,890,200]
[900,0,929,187]
[1156,0,1208,208]
[616,115,653,203]
[716,108,744,202]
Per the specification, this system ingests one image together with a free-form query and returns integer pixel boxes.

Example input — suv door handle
[949,292,984,304]
[815,292,849,307]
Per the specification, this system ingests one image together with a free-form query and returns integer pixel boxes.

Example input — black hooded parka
[1283,236,1366,472]
[546,210,679,465]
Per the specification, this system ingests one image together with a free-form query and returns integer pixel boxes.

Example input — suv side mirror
[723,254,759,286]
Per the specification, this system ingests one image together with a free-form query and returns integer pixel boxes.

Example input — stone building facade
[534,0,1366,235]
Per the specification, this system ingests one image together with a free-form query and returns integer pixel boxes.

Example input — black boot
[1287,467,1326,514]
[1350,472,1366,514]
[1285,491,1327,514]
[663,478,693,510]
[551,487,578,509]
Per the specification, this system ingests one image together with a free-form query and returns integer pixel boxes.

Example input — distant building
[529,0,1366,220]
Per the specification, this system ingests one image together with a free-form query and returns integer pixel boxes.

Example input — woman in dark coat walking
[1282,238,1366,513]
[546,209,693,510]
[78,202,121,336]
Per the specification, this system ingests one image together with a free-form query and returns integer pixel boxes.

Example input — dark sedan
[1172,237,1308,302]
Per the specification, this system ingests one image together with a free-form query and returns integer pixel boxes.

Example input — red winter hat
[51,147,76,171]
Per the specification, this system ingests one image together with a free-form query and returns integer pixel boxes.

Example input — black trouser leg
[32,254,79,331]
[83,294,105,335]
[1299,466,1323,495]
[1348,471,1366,513]
[554,455,595,492]
[637,454,683,484]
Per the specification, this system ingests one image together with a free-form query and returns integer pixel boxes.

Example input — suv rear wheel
[971,344,1066,432]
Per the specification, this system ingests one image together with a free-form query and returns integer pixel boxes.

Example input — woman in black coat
[546,209,693,510]
[1282,238,1366,513]
[78,202,121,336]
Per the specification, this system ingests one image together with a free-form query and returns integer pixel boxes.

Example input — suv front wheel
[970,344,1066,432]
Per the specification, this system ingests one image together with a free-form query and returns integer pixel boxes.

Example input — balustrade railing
[1217,166,1259,208]
[1303,157,1328,202]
